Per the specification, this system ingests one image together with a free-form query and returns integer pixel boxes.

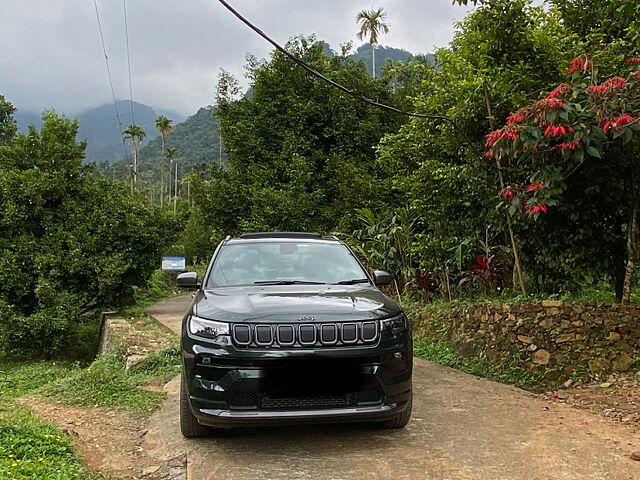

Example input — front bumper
[182,331,412,428]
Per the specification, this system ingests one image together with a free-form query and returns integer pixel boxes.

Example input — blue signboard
[162,256,186,271]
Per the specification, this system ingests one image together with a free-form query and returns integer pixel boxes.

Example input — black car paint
[181,238,413,429]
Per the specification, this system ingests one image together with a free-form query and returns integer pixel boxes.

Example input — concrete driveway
[147,295,639,480]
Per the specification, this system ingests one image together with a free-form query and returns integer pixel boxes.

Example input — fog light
[201,357,211,365]
[393,352,402,360]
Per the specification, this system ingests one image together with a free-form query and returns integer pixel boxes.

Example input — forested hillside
[15,101,183,164]
[349,44,435,76]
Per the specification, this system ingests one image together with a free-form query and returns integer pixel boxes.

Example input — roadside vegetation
[0,0,639,475]
[412,336,544,391]
[0,401,86,480]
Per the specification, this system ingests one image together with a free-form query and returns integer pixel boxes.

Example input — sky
[1,1,473,119]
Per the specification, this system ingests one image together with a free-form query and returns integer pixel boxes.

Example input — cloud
[0,0,472,118]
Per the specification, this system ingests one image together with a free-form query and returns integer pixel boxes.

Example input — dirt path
[145,295,640,480]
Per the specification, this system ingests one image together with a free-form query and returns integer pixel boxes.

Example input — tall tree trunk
[483,81,527,295]
[132,143,138,191]
[622,156,640,304]
[160,135,165,207]
[372,45,376,78]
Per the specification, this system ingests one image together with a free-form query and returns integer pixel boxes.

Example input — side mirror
[373,270,393,287]
[176,271,201,290]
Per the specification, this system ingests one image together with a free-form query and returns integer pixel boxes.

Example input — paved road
[147,295,640,480]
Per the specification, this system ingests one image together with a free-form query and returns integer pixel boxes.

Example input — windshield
[207,241,369,287]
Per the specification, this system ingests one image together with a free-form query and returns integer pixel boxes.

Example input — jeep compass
[177,232,412,437]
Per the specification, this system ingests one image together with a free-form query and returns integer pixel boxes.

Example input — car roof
[224,232,342,245]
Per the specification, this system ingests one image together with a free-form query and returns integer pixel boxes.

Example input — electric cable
[92,0,128,158]
[215,0,484,159]
[123,0,135,125]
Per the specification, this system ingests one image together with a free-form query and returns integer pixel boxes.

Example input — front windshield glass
[207,241,369,287]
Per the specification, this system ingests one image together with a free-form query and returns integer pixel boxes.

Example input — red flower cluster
[565,57,592,74]
[559,138,581,154]
[544,125,574,137]
[586,77,627,96]
[499,186,517,200]
[506,109,528,125]
[537,98,565,111]
[525,204,548,215]
[485,150,495,160]
[485,128,519,148]
[625,58,640,65]
[546,84,571,100]
[525,183,544,192]
[602,114,635,132]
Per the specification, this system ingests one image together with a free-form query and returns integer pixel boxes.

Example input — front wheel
[380,395,412,429]
[180,377,210,438]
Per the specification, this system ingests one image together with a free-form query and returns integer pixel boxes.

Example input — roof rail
[239,232,324,240]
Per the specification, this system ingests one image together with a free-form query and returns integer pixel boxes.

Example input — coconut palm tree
[122,124,146,192]
[165,147,177,211]
[154,116,173,206]
[356,8,390,78]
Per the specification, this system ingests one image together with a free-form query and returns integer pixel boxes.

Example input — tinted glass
[207,242,368,287]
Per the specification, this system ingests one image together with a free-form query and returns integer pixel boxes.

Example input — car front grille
[231,321,379,349]
[229,387,384,411]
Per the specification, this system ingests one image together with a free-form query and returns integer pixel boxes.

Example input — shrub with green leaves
[0,109,179,356]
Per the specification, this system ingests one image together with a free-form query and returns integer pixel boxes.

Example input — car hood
[192,285,401,323]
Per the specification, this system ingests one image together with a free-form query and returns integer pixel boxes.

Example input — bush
[0,112,179,356]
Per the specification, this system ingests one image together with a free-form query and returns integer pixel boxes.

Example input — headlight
[189,315,230,339]
[380,314,407,336]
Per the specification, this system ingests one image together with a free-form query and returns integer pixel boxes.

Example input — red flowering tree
[486,56,640,302]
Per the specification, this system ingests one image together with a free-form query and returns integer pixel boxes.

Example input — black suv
[177,232,412,437]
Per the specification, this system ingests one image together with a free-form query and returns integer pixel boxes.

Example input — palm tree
[165,147,177,211]
[356,8,390,78]
[122,124,146,192]
[154,116,173,206]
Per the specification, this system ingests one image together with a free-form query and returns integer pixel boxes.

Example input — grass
[0,400,85,480]
[42,347,181,417]
[413,336,545,391]
[0,270,182,479]
[0,360,79,399]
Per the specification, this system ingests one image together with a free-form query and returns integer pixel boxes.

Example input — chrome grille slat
[231,321,380,348]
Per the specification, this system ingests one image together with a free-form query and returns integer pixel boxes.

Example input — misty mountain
[15,100,184,164]
[94,106,224,189]
[350,44,436,77]
[77,100,161,164]
[14,110,42,132]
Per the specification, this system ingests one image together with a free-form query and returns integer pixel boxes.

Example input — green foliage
[97,108,226,206]
[0,359,78,399]
[413,335,544,390]
[189,36,404,249]
[0,403,85,480]
[341,206,418,284]
[0,111,178,356]
[0,95,16,145]
[43,348,180,417]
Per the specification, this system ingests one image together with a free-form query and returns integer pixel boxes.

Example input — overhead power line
[92,0,127,158]
[215,0,483,159]
[123,0,135,125]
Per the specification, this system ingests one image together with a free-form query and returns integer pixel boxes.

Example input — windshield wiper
[254,280,326,285]
[333,278,370,285]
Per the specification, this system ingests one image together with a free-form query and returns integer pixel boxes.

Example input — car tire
[180,377,210,438]
[380,394,412,429]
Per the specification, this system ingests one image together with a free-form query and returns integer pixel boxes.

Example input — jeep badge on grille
[297,315,316,322]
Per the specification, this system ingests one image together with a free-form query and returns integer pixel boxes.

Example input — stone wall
[411,300,639,380]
